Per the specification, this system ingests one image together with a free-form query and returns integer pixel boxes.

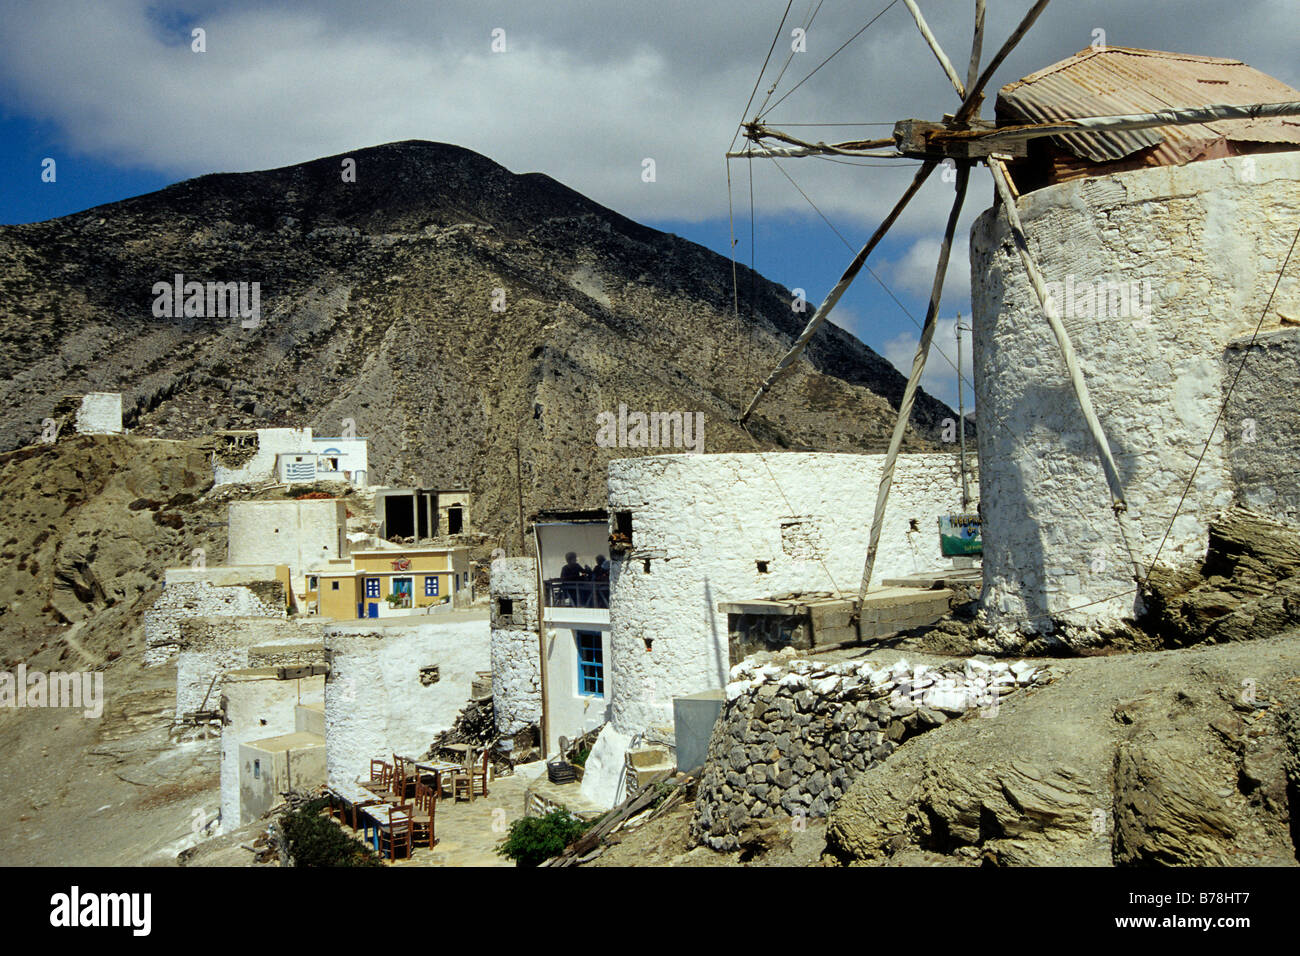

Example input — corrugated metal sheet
[997,48,1300,165]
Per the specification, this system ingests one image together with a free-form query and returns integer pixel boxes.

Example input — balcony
[543,578,610,610]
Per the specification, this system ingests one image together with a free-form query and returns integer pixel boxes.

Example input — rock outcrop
[825,631,1300,866]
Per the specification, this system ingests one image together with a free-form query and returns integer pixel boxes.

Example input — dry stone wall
[691,654,1048,851]
[173,617,324,720]
[144,576,286,666]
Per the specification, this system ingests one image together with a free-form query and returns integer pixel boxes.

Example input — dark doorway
[448,507,463,535]
[385,495,415,539]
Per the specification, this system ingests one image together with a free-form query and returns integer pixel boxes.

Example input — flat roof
[351,547,468,556]
[245,730,325,752]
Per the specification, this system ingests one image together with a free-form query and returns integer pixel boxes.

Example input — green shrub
[495,810,590,867]
[279,798,383,867]
[571,745,592,768]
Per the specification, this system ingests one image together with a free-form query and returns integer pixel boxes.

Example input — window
[576,631,604,697]
[308,576,318,590]
[365,577,380,598]
[497,598,514,616]
[424,575,439,597]
[331,581,340,591]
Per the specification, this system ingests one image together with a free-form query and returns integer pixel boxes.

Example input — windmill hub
[893,118,1027,161]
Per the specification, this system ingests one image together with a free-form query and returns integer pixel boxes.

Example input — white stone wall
[489,557,542,736]
[75,392,122,435]
[213,427,313,485]
[219,670,324,833]
[310,437,369,487]
[544,622,613,754]
[606,452,972,738]
[971,152,1300,631]
[1223,327,1300,524]
[144,573,286,666]
[322,615,491,788]
[227,498,347,592]
[173,617,324,720]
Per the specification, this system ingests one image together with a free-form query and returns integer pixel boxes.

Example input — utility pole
[514,427,526,551]
[956,314,971,511]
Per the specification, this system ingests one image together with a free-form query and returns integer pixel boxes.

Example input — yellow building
[306,547,472,620]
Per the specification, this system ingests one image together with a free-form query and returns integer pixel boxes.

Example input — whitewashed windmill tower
[733,0,1300,638]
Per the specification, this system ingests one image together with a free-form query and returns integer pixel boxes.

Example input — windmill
[731,0,1300,607]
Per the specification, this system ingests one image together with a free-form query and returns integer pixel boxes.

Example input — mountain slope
[0,141,955,536]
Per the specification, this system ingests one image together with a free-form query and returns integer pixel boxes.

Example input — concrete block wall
[971,152,1300,632]
[227,498,348,592]
[605,452,974,739]
[75,392,123,435]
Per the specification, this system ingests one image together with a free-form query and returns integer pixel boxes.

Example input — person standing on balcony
[561,551,584,606]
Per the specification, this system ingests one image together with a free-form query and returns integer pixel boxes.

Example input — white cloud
[880,233,972,308]
[881,315,974,414]
[1,0,1292,233]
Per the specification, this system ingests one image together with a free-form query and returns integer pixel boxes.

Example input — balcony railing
[543,578,609,610]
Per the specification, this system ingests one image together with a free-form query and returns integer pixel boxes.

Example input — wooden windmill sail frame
[733,0,1300,604]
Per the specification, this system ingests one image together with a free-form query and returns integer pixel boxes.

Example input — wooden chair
[391,754,416,803]
[410,776,438,849]
[452,748,490,802]
[469,748,490,798]
[360,760,393,796]
[379,805,413,861]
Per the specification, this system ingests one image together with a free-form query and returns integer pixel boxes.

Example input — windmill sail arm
[955,0,1052,124]
[726,145,903,159]
[738,161,938,426]
[953,101,1300,147]
[731,124,897,159]
[901,0,966,98]
[859,164,972,598]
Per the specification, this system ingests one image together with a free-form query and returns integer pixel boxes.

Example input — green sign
[938,513,982,557]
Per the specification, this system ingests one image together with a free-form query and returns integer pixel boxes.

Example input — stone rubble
[695,655,1050,851]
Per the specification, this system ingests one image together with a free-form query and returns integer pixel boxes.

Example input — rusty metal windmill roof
[996,47,1300,165]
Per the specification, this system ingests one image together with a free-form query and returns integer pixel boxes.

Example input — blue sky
[1,0,1295,411]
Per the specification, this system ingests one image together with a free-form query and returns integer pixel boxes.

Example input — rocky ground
[0,656,221,866]
[0,434,366,866]
[826,629,1300,866]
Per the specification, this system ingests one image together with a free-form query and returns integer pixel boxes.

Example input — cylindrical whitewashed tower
[971,152,1300,633]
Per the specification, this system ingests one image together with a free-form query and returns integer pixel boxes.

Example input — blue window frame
[576,631,604,697]
[365,577,380,598]
[424,575,439,596]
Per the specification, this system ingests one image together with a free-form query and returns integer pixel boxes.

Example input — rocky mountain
[0,141,955,538]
